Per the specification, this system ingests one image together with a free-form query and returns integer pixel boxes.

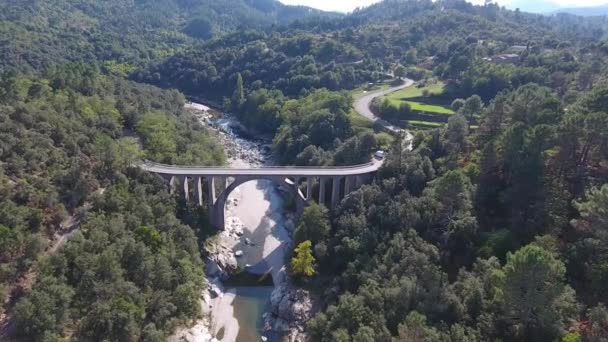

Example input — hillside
[505,0,608,17]
[136,0,589,103]
[0,0,340,72]
[553,4,608,16]
[2,0,608,341]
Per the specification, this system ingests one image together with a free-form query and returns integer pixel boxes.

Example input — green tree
[174,282,201,317]
[232,72,245,110]
[562,332,581,342]
[135,225,163,251]
[397,311,445,341]
[570,184,608,302]
[405,48,418,65]
[0,224,19,259]
[451,98,466,112]
[476,84,562,239]
[14,276,74,339]
[332,329,351,342]
[353,326,376,342]
[583,305,608,341]
[291,240,316,277]
[445,114,469,158]
[136,112,178,162]
[499,245,578,341]
[557,111,608,199]
[294,203,331,245]
[573,185,608,237]
[463,95,483,125]
[394,64,407,79]
[95,135,142,176]
[432,170,473,215]
[183,17,215,40]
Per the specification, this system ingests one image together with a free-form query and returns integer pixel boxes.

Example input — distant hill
[0,0,340,71]
[348,0,436,22]
[504,0,608,17]
[552,4,608,16]
[507,0,561,13]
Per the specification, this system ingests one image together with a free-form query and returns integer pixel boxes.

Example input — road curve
[141,158,384,177]
[354,78,415,136]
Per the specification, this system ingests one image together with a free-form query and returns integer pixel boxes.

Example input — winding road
[353,78,414,141]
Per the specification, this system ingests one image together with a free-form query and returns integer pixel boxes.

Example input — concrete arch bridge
[141,159,383,230]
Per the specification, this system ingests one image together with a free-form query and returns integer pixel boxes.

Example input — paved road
[141,158,384,177]
[354,78,414,141]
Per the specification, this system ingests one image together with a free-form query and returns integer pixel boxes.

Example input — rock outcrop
[206,249,237,281]
[264,280,315,342]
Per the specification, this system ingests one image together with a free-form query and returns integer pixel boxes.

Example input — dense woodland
[0,0,337,72]
[1,0,608,341]
[0,66,223,340]
[299,82,608,341]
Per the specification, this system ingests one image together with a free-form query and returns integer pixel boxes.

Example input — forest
[0,66,223,340]
[1,0,608,341]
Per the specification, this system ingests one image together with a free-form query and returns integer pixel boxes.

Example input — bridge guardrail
[141,159,378,171]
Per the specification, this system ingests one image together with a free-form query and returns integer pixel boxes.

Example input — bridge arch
[210,175,307,230]
[141,159,382,230]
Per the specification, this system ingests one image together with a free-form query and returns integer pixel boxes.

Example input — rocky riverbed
[171,102,315,342]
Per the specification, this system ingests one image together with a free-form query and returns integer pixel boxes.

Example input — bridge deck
[141,159,383,177]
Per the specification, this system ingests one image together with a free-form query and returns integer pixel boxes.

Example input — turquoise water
[230,286,281,342]
[224,181,290,342]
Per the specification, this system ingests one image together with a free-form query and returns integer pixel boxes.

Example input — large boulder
[206,249,237,280]
[205,258,222,278]
[208,277,224,299]
[265,283,314,341]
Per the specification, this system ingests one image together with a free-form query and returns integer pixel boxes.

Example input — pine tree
[291,240,316,277]
[499,245,579,340]
[232,72,245,110]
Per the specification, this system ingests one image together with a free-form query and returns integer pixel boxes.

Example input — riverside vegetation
[1,0,608,341]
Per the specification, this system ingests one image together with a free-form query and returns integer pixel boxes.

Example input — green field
[348,79,451,135]
[404,101,454,114]
[384,82,454,115]
[386,81,446,100]
[380,81,455,129]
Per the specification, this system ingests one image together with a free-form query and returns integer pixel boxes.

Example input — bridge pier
[194,176,203,206]
[331,176,341,208]
[344,176,352,195]
[167,176,176,195]
[208,176,217,212]
[354,175,362,188]
[179,176,189,201]
[306,177,313,201]
[319,177,326,206]
[144,158,382,230]
[211,194,224,231]
[219,176,227,193]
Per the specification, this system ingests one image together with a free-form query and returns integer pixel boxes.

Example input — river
[178,102,291,342]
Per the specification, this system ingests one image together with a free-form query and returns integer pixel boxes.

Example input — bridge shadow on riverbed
[220,179,291,342]
[226,179,292,285]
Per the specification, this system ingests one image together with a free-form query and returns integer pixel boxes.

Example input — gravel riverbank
[172,102,312,342]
